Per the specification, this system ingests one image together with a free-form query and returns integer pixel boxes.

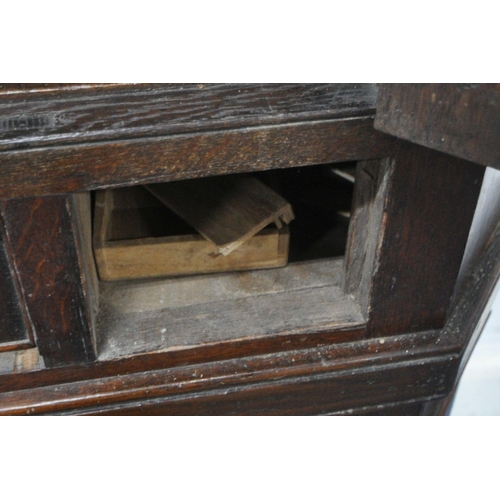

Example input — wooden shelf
[97,257,365,360]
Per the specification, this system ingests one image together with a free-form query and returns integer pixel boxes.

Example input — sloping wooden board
[145,175,295,255]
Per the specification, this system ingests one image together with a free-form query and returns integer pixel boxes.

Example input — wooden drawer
[93,186,290,281]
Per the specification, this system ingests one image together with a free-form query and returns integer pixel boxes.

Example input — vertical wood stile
[344,141,485,337]
[0,193,97,366]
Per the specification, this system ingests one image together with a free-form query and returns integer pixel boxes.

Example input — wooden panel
[343,159,392,314]
[146,175,294,255]
[375,84,500,168]
[0,83,494,416]
[72,192,100,348]
[420,218,500,413]
[421,392,457,416]
[0,348,43,376]
[364,142,485,336]
[25,356,458,415]
[444,218,500,380]
[0,117,397,199]
[0,164,492,413]
[96,229,289,281]
[96,258,365,359]
[455,168,500,294]
[0,329,457,415]
[0,84,377,151]
[0,326,366,394]
[0,218,31,348]
[5,207,495,414]
[328,401,427,416]
[94,187,289,280]
[0,195,97,367]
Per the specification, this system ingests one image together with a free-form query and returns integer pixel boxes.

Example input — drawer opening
[89,163,364,359]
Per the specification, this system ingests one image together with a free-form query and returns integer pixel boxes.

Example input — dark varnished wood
[0,326,366,394]
[14,193,487,416]
[444,218,500,381]
[0,194,96,367]
[0,216,32,348]
[359,142,484,336]
[329,401,427,416]
[0,329,457,415]
[0,83,492,415]
[11,210,496,416]
[0,84,376,151]
[418,219,500,415]
[375,84,500,169]
[0,117,396,199]
[421,391,457,416]
[51,356,458,415]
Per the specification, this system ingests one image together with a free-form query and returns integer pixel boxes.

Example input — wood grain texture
[343,159,392,314]
[365,142,485,336]
[420,392,457,416]
[328,401,428,416]
[375,84,500,168]
[96,258,364,359]
[48,356,458,415]
[0,83,138,96]
[7,209,496,415]
[72,192,100,348]
[0,159,488,412]
[0,195,96,366]
[0,329,457,415]
[0,216,31,347]
[94,187,289,280]
[0,117,397,199]
[0,84,377,151]
[146,175,294,255]
[443,218,500,381]
[417,217,500,413]
[0,348,43,376]
[0,83,492,415]
[0,325,366,394]
[96,229,289,281]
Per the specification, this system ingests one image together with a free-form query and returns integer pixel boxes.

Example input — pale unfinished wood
[0,348,44,376]
[145,175,295,255]
[97,258,365,359]
[93,187,290,281]
[97,229,289,281]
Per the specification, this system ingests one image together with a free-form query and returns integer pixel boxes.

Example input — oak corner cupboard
[0,83,498,415]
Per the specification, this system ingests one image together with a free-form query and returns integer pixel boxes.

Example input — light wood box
[93,186,290,281]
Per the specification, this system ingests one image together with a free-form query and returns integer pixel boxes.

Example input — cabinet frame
[0,83,491,415]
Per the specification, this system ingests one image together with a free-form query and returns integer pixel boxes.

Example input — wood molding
[0,84,377,151]
[0,117,396,199]
[375,83,500,169]
[0,328,458,415]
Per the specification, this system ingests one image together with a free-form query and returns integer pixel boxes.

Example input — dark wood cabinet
[0,83,497,415]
